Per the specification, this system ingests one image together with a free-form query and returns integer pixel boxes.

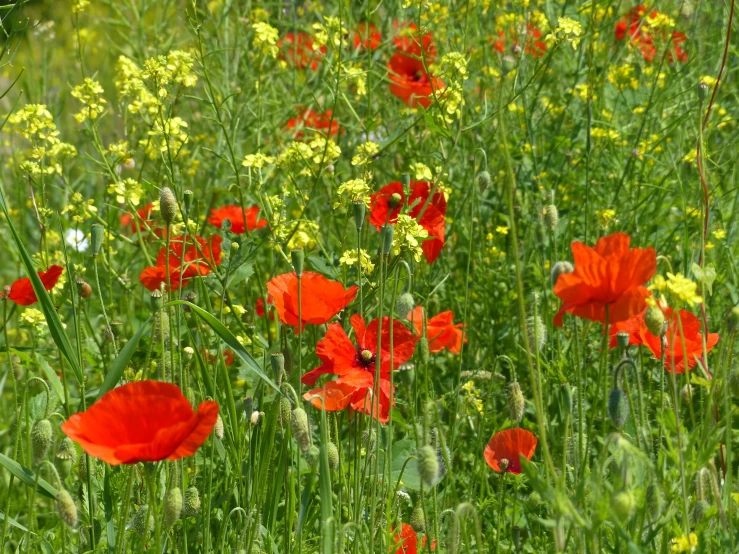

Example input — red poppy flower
[61,380,219,466]
[492,22,547,58]
[608,309,648,349]
[394,523,436,554]
[3,265,64,306]
[278,32,326,70]
[353,23,381,50]
[642,308,719,374]
[387,53,444,109]
[204,348,234,366]
[614,6,688,63]
[208,205,268,234]
[255,296,274,319]
[266,271,359,329]
[120,203,157,235]
[392,21,436,60]
[284,108,341,140]
[407,307,466,354]
[484,428,538,474]
[139,235,223,291]
[369,180,447,263]
[553,232,656,327]
[302,314,416,423]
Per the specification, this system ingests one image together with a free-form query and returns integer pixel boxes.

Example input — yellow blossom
[335,178,371,208]
[339,248,375,273]
[712,229,726,240]
[650,273,703,306]
[252,22,279,58]
[670,533,697,553]
[392,214,428,262]
[242,153,275,168]
[71,78,107,123]
[351,141,380,166]
[409,162,433,181]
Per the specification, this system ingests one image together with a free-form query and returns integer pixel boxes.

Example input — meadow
[0,0,737,552]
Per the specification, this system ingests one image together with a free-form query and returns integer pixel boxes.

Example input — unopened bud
[508,381,525,422]
[644,305,665,337]
[527,314,547,351]
[163,487,183,528]
[417,445,439,488]
[304,444,320,466]
[550,261,574,286]
[57,437,77,463]
[184,486,201,516]
[419,337,429,364]
[213,414,224,439]
[133,505,154,536]
[545,204,559,230]
[645,482,663,522]
[691,499,709,524]
[326,442,340,470]
[396,292,415,317]
[279,395,292,427]
[290,408,311,453]
[31,419,53,462]
[607,389,629,429]
[56,489,77,527]
[410,505,426,533]
[611,490,636,522]
[362,428,377,452]
[477,171,491,193]
[160,187,177,224]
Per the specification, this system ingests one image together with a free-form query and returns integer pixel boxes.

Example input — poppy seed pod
[410,505,426,533]
[133,504,154,536]
[76,278,92,299]
[607,389,629,429]
[291,248,305,277]
[550,261,574,286]
[545,204,559,230]
[149,289,163,311]
[477,171,491,193]
[353,200,366,231]
[396,292,415,317]
[645,482,663,522]
[326,442,340,470]
[611,490,636,522]
[616,330,630,349]
[644,305,665,337]
[698,82,709,102]
[56,489,77,527]
[213,414,224,440]
[57,437,77,463]
[388,192,402,210]
[290,408,311,453]
[183,189,194,216]
[90,224,104,258]
[381,224,394,255]
[270,352,285,383]
[164,487,183,528]
[160,187,177,224]
[184,486,201,516]
[417,445,439,488]
[508,381,525,422]
[419,337,430,364]
[32,419,53,462]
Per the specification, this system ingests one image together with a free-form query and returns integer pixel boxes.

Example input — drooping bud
[395,292,415,317]
[326,442,340,470]
[545,204,559,230]
[508,381,525,422]
[477,171,491,193]
[410,505,426,533]
[163,487,183,528]
[291,248,305,277]
[160,187,177,224]
[644,305,665,337]
[607,389,629,429]
[213,414,224,440]
[133,505,154,536]
[353,200,366,231]
[417,445,440,488]
[550,261,574,286]
[645,482,663,522]
[418,337,429,364]
[76,278,92,299]
[184,486,201,516]
[90,224,104,258]
[57,437,77,463]
[31,419,53,462]
[611,490,636,522]
[290,408,311,453]
[56,489,78,527]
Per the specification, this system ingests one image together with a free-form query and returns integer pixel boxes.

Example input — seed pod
[477,171,492,193]
[133,505,154,536]
[213,414,224,440]
[290,408,311,453]
[164,487,183,528]
[417,445,439,488]
[611,490,636,522]
[644,305,665,337]
[527,314,547,351]
[76,278,92,299]
[57,437,77,463]
[353,201,366,231]
[388,193,402,209]
[291,248,305,277]
[150,289,163,311]
[607,389,629,429]
[184,486,201,516]
[271,352,285,383]
[183,190,194,216]
[616,331,630,349]
[395,292,415,317]
[381,225,394,255]
[279,396,292,427]
[645,482,663,522]
[550,261,574,286]
[32,419,53,462]
[508,381,525,422]
[90,224,104,257]
[410,505,426,533]
[691,499,709,524]
[56,489,77,527]
[419,337,429,364]
[545,204,559,230]
[160,187,177,224]
[326,442,340,470]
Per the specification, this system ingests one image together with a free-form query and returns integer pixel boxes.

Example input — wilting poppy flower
[266,271,358,329]
[278,32,326,70]
[392,21,436,60]
[369,180,447,263]
[284,108,341,140]
[61,380,219,466]
[302,314,416,422]
[642,308,719,374]
[387,53,444,109]
[353,22,381,50]
[553,232,656,327]
[492,22,547,58]
[3,265,64,306]
[484,428,538,474]
[139,235,223,291]
[120,203,157,235]
[407,307,466,354]
[394,523,435,554]
[208,205,268,234]
[615,6,688,63]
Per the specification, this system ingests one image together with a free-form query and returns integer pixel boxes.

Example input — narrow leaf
[0,453,58,499]
[0,510,30,533]
[96,317,151,401]
[36,353,65,405]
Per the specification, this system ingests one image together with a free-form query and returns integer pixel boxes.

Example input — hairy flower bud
[279,396,292,427]
[304,444,320,466]
[550,261,574,286]
[419,337,430,364]
[213,414,224,440]
[396,292,415,317]
[607,389,629,429]
[527,314,547,351]
[32,419,53,462]
[160,187,177,224]
[133,505,154,536]
[362,428,377,452]
[410,505,426,533]
[56,489,78,527]
[164,487,183,528]
[57,437,77,463]
[611,490,636,522]
[691,499,709,524]
[326,442,340,470]
[508,381,525,422]
[290,408,311,453]
[644,305,665,337]
[545,204,559,230]
[153,311,170,343]
[184,486,201,516]
[417,445,440,488]
[645,482,663,522]
[477,171,491,193]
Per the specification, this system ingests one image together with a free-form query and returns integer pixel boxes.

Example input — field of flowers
[0,0,737,552]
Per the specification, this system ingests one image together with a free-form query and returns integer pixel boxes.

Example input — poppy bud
[607,388,629,429]
[527,314,546,351]
[362,428,377,452]
[477,171,491,193]
[291,248,305,277]
[419,337,429,364]
[184,486,201,515]
[213,414,224,440]
[698,82,709,102]
[304,444,320,466]
[76,278,92,299]
[526,491,541,510]
[164,487,183,528]
[271,352,285,383]
[326,442,340,470]
[290,408,311,453]
[183,189,194,216]
[545,204,559,230]
[160,187,177,224]
[645,482,663,522]
[353,200,366,231]
[279,396,292,427]
[681,384,693,404]
[32,419,53,462]
[691,499,709,524]
[611,490,636,522]
[410,505,426,533]
[396,292,415,317]
[153,311,170,343]
[150,289,163,311]
[90,224,104,258]
[644,305,665,337]
[508,381,525,422]
[57,437,77,463]
[550,261,573,286]
[56,489,77,527]
[447,512,461,554]
[616,331,630,350]
[133,505,154,536]
[417,444,439,488]
[381,224,394,255]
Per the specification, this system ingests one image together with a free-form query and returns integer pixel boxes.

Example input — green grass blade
[0,510,30,533]
[96,316,151,401]
[0,453,58,499]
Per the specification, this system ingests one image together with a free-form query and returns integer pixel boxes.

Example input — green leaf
[0,453,58,499]
[36,353,65,405]
[0,191,83,383]
[691,262,716,296]
[0,510,30,533]
[96,317,151,401]
[423,108,452,139]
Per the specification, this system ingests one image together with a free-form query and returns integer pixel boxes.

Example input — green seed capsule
[611,490,636,522]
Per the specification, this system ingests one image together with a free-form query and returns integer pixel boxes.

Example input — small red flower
[394,523,436,554]
[492,22,547,58]
[120,203,157,236]
[369,181,447,263]
[278,32,326,70]
[392,21,436,60]
[387,53,444,109]
[208,205,268,234]
[255,296,274,319]
[61,380,219,466]
[302,314,416,423]
[553,232,656,327]
[139,235,223,292]
[4,265,64,306]
[608,309,648,349]
[484,428,538,474]
[353,23,381,50]
[266,271,358,329]
[614,6,688,63]
[407,307,466,354]
[284,108,341,140]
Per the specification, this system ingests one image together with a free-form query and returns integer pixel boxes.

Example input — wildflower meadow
[1,0,738,552]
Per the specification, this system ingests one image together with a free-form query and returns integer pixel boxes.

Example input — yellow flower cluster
[392,214,428,261]
[243,153,275,168]
[670,533,697,553]
[252,22,279,58]
[115,55,159,115]
[340,248,375,273]
[351,141,380,166]
[61,193,97,223]
[335,178,371,208]
[142,116,189,159]
[595,208,617,228]
[550,17,582,50]
[7,104,77,175]
[409,162,433,181]
[71,78,107,123]
[108,178,144,206]
[650,273,703,306]
[312,16,347,50]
